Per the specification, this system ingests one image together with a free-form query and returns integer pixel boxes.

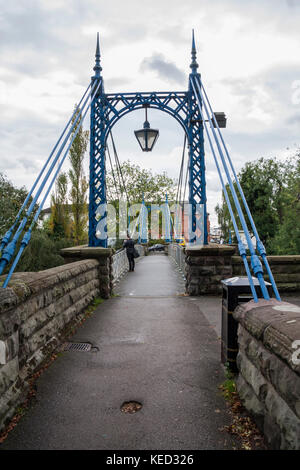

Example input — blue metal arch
[103,94,190,141]
[89,87,207,247]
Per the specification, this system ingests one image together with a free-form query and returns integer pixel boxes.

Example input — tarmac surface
[1,253,244,450]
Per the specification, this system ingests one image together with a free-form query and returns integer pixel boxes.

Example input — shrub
[16,231,73,272]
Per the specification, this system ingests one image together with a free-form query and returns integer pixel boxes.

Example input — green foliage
[238,157,290,247]
[106,161,176,241]
[219,363,237,402]
[91,297,104,307]
[49,172,71,239]
[83,297,104,315]
[0,173,74,273]
[215,153,300,254]
[220,378,237,402]
[106,160,176,204]
[147,238,166,246]
[113,239,125,251]
[15,231,73,272]
[0,173,35,238]
[215,182,239,244]
[69,106,89,245]
[271,156,300,254]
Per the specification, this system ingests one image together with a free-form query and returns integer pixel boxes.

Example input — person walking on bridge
[123,234,136,272]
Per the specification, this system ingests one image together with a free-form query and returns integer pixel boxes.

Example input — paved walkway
[1,253,236,450]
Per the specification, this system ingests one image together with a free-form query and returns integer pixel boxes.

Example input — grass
[219,363,237,402]
[84,296,104,312]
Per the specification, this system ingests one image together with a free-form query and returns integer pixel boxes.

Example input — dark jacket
[123,238,135,255]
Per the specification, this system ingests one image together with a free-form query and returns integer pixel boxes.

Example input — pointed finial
[190,29,199,74]
[93,32,102,77]
[192,29,196,51]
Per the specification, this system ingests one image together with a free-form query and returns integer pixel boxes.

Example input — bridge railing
[168,243,186,280]
[112,244,145,285]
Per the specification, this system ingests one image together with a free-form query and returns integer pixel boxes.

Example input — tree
[16,230,66,272]
[271,154,300,254]
[215,184,238,243]
[69,106,89,245]
[238,157,291,246]
[0,173,32,239]
[106,160,176,203]
[0,174,74,274]
[214,154,300,254]
[105,160,177,242]
[49,172,71,239]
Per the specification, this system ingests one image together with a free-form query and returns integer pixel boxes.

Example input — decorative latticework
[89,87,207,246]
[187,76,207,242]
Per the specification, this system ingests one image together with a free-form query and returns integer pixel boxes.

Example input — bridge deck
[1,253,238,450]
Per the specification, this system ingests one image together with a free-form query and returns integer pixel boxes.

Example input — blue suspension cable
[191,77,269,300]
[174,136,187,240]
[0,79,101,281]
[175,134,187,205]
[190,80,258,301]
[200,82,280,301]
[0,83,92,252]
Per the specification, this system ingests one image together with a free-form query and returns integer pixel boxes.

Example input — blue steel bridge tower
[88,32,207,247]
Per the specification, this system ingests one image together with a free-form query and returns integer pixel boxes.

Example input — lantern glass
[134,127,159,152]
[134,107,159,152]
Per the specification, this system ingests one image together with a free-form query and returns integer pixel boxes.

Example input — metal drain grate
[62,342,92,352]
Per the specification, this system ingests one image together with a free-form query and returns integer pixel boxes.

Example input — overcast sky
[1,0,300,228]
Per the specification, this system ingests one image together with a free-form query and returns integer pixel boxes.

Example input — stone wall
[233,299,300,450]
[232,255,300,292]
[0,259,102,433]
[60,246,113,298]
[185,245,236,295]
[169,244,300,295]
[60,244,146,291]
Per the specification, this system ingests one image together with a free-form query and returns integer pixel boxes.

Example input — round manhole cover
[121,401,142,414]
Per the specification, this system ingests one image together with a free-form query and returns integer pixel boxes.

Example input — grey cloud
[1,0,300,211]
[0,2,63,50]
[103,23,149,48]
[105,77,131,90]
[223,63,300,118]
[157,25,190,48]
[0,108,65,174]
[286,113,300,126]
[140,54,186,86]
[223,129,298,163]
[286,0,300,8]
[0,1,104,80]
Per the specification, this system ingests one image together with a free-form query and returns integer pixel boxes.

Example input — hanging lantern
[134,106,159,152]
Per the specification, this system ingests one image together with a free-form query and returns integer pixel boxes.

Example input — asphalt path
[1,253,237,450]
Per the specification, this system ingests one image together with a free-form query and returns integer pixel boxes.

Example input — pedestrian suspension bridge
[0,31,280,303]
